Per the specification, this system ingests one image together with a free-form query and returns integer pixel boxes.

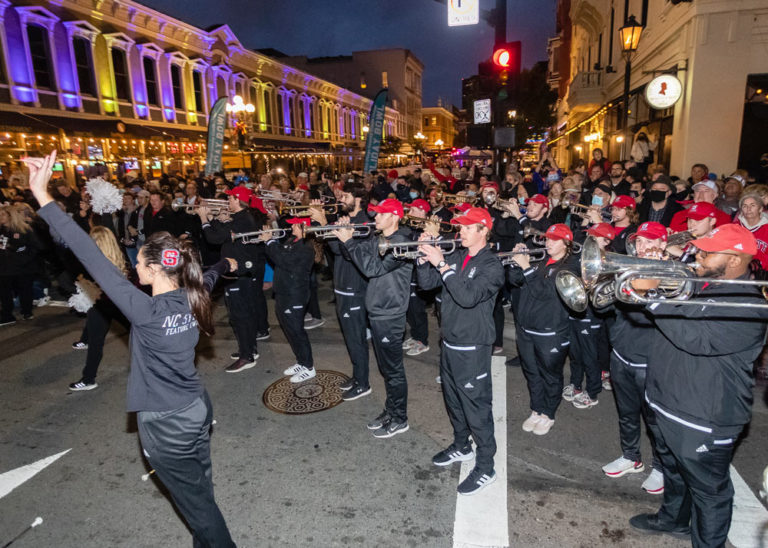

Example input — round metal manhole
[262,369,349,415]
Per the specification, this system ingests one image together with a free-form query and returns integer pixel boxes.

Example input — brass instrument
[230,228,287,244]
[491,197,518,211]
[377,237,457,259]
[522,225,582,253]
[496,248,548,266]
[171,199,229,215]
[304,224,372,239]
[562,197,612,223]
[403,215,457,231]
[435,190,477,205]
[284,203,339,217]
[666,230,695,247]
[257,189,301,206]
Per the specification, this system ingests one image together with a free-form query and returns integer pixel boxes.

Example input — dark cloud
[139,0,557,108]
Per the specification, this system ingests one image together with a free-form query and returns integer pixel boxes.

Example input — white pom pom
[86,178,122,215]
[68,279,102,313]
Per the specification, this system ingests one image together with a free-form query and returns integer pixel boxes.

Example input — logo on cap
[162,249,179,267]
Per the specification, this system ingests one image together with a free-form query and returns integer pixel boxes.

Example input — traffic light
[491,42,521,73]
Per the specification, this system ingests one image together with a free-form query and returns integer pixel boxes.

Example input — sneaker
[602,371,612,391]
[522,411,542,432]
[432,444,474,466]
[226,357,257,373]
[69,380,97,391]
[304,317,326,330]
[562,384,580,402]
[283,363,305,376]
[230,351,240,360]
[339,378,356,391]
[457,467,497,496]
[402,337,416,350]
[367,410,391,430]
[532,416,555,436]
[256,330,271,341]
[304,313,312,322]
[35,296,50,307]
[493,346,503,355]
[602,456,645,478]
[0,319,16,327]
[72,341,88,350]
[572,392,599,409]
[641,468,665,494]
[342,385,371,401]
[22,313,34,320]
[372,420,409,438]
[629,513,690,539]
[290,366,316,383]
[406,341,429,356]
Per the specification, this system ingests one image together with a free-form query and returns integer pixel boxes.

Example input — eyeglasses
[696,250,738,259]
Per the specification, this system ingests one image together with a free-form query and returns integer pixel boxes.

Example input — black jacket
[603,303,655,365]
[609,224,637,255]
[264,237,314,301]
[344,227,413,319]
[477,204,522,253]
[0,226,41,276]
[645,278,768,433]
[143,206,179,237]
[326,210,370,296]
[417,246,503,345]
[202,209,263,276]
[637,197,682,227]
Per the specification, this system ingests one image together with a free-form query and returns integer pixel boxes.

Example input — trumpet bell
[555,270,588,313]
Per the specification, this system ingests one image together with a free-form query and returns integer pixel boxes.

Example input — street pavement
[1,279,767,547]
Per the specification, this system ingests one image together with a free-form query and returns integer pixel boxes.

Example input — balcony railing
[567,71,605,109]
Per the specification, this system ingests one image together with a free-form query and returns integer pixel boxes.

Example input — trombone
[496,248,548,266]
[403,215,458,231]
[377,237,457,259]
[304,224,372,239]
[172,199,230,215]
[231,228,287,244]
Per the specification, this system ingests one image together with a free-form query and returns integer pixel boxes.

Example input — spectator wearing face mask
[638,176,681,227]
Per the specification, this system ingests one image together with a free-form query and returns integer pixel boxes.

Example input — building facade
[547,0,768,179]
[0,0,406,182]
[421,104,457,149]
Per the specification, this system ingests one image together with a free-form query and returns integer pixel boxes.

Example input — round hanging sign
[645,75,683,110]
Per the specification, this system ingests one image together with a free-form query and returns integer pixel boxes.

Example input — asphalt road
[1,280,766,547]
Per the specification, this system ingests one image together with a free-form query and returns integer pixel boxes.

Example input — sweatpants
[405,282,429,345]
[0,274,33,320]
[224,277,258,359]
[335,291,369,388]
[648,413,742,547]
[567,316,603,398]
[610,350,661,469]
[249,268,269,335]
[441,342,496,473]
[306,269,322,320]
[275,295,313,369]
[516,326,570,419]
[370,316,408,422]
[137,393,235,548]
[81,300,129,384]
[492,291,504,348]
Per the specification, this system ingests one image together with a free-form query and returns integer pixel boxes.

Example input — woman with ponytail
[25,152,237,547]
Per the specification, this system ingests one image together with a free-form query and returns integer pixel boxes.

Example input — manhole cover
[262,369,349,415]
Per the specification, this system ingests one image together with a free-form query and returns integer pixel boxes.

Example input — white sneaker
[562,384,580,402]
[283,364,304,376]
[572,392,599,409]
[290,367,316,383]
[641,468,664,494]
[532,416,555,436]
[602,456,645,478]
[522,411,541,432]
[402,337,416,350]
[406,341,429,356]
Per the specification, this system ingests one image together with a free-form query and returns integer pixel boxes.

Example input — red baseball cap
[450,207,494,229]
[611,195,636,210]
[545,223,573,241]
[528,194,549,208]
[368,198,404,218]
[691,224,758,255]
[481,182,499,192]
[635,221,668,241]
[684,202,718,221]
[249,195,267,214]
[286,217,311,226]
[298,184,310,191]
[586,222,616,240]
[450,202,473,214]
[409,199,431,213]
[387,169,399,179]
[225,186,252,203]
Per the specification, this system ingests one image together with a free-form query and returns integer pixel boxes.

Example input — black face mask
[648,190,667,202]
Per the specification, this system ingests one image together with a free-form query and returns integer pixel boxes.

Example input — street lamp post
[618,15,644,160]
[414,131,426,155]
[226,95,255,168]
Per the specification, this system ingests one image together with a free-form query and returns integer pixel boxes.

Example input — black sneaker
[225,357,257,373]
[628,513,691,539]
[367,410,391,430]
[432,444,475,466]
[69,380,98,391]
[339,378,356,391]
[457,467,497,495]
[373,420,409,438]
[256,330,271,341]
[342,385,371,401]
[230,351,240,360]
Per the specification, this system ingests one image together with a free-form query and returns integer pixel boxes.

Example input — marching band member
[402,198,432,356]
[665,202,719,261]
[629,225,768,545]
[508,224,579,436]
[416,207,504,495]
[262,216,316,383]
[607,194,638,255]
[335,199,413,439]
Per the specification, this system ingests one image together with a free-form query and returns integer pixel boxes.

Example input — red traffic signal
[493,48,511,68]
[491,42,521,72]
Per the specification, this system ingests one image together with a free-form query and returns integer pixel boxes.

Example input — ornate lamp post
[226,95,255,167]
[618,15,644,159]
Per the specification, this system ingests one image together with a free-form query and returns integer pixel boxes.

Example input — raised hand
[22,151,57,207]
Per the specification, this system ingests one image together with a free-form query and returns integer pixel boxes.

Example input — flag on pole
[363,89,388,175]
[205,97,229,176]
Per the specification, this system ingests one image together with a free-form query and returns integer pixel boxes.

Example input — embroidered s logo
[161,249,179,267]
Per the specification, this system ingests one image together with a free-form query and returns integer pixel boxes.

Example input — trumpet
[172,199,230,214]
[283,203,339,216]
[231,228,287,244]
[666,230,695,247]
[496,248,548,266]
[522,225,582,252]
[435,191,477,205]
[257,189,301,206]
[403,215,458,231]
[377,237,457,259]
[562,197,612,223]
[304,224,372,239]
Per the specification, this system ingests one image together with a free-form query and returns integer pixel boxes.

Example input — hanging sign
[448,0,479,26]
[645,75,683,110]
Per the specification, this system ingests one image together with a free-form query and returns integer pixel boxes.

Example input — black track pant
[567,317,603,398]
[0,274,33,320]
[250,269,269,335]
[516,326,569,419]
[138,393,235,548]
[370,316,407,422]
[441,342,496,473]
[493,291,504,348]
[648,413,741,547]
[335,291,369,388]
[275,295,313,369]
[81,300,129,384]
[224,277,259,359]
[610,350,661,469]
[406,283,429,345]
[306,269,322,320]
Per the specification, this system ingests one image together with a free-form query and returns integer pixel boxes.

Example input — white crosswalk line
[0,449,71,500]
[728,464,768,547]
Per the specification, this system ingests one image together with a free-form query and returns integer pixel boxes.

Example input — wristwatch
[437,260,447,269]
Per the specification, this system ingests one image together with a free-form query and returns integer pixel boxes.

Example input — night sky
[139,0,557,108]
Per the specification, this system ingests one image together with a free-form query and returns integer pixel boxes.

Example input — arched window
[142,57,159,106]
[72,36,95,96]
[27,25,54,90]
